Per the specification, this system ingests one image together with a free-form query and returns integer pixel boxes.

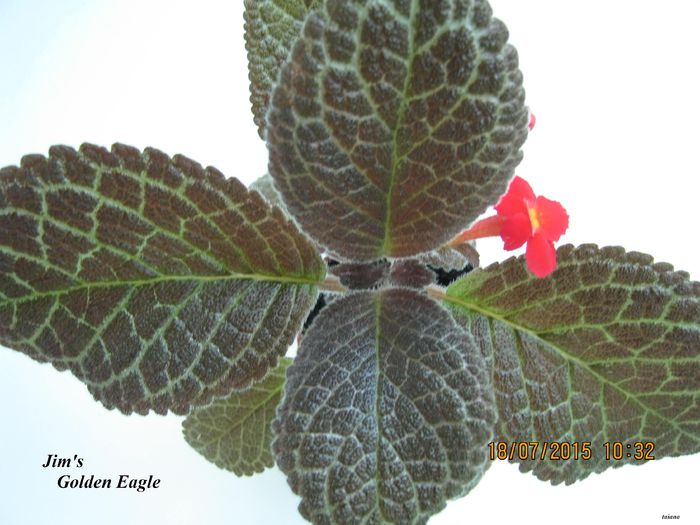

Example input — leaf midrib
[443,293,700,445]
[185,369,286,474]
[205,380,285,447]
[1,272,321,307]
[380,0,418,257]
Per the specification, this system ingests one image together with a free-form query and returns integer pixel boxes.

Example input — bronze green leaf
[273,288,496,524]
[444,244,700,484]
[183,357,292,476]
[0,143,323,415]
[245,0,321,138]
[268,0,528,260]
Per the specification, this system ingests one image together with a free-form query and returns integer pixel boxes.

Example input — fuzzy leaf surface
[244,0,321,138]
[273,288,496,524]
[268,0,528,260]
[249,173,289,215]
[444,244,700,484]
[183,357,292,476]
[420,243,479,273]
[0,144,323,415]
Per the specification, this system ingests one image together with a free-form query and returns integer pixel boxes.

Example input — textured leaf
[268,0,528,260]
[388,259,435,289]
[419,243,479,273]
[273,288,496,524]
[329,259,390,289]
[183,357,292,476]
[420,243,478,288]
[249,173,290,215]
[0,143,323,415]
[444,244,700,484]
[244,0,321,138]
[328,258,435,291]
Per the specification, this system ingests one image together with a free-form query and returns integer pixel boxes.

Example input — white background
[1,1,699,524]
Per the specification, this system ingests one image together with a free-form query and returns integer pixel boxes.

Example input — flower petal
[533,196,569,241]
[528,112,536,131]
[450,215,505,245]
[525,233,557,278]
[495,176,535,217]
[501,212,531,251]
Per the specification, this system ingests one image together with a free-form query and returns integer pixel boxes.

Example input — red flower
[528,111,536,131]
[451,176,569,278]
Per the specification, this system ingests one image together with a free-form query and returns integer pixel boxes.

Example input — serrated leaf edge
[443,246,700,450]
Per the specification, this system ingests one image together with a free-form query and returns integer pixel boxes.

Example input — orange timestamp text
[488,441,656,461]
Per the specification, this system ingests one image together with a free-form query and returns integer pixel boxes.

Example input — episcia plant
[1,1,699,524]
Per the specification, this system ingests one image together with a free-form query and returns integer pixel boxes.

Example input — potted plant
[3,2,697,523]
